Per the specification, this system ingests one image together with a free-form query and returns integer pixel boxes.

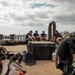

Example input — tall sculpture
[48,21,56,41]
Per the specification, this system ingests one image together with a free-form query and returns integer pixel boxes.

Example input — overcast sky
[0,0,75,35]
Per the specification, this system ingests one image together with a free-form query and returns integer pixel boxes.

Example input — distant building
[0,34,26,40]
[15,35,26,40]
[3,35,10,40]
[69,32,75,37]
[61,31,70,38]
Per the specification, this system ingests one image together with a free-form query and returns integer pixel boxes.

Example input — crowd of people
[25,30,62,44]
[25,30,47,42]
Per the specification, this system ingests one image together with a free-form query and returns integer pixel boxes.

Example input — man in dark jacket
[25,31,34,44]
[33,31,41,41]
[54,30,62,44]
[40,31,47,41]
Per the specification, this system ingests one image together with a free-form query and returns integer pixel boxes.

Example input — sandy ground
[3,45,62,75]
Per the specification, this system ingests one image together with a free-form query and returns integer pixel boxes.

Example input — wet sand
[3,45,62,75]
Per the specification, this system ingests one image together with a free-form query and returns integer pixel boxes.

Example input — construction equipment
[56,37,75,75]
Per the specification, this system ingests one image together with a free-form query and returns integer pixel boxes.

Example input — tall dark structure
[10,34,15,40]
[0,34,3,40]
[48,21,56,41]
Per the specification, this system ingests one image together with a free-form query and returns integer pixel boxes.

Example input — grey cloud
[10,13,26,21]
[14,16,26,21]
[0,15,10,21]
[36,12,48,19]
[27,14,36,20]
[51,0,75,4]
[19,19,46,27]
[55,13,75,25]
[9,15,43,27]
[22,0,31,3]
[0,0,75,34]
[64,0,75,3]
[28,13,48,20]
[0,1,9,6]
[51,0,75,10]
[27,10,50,21]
